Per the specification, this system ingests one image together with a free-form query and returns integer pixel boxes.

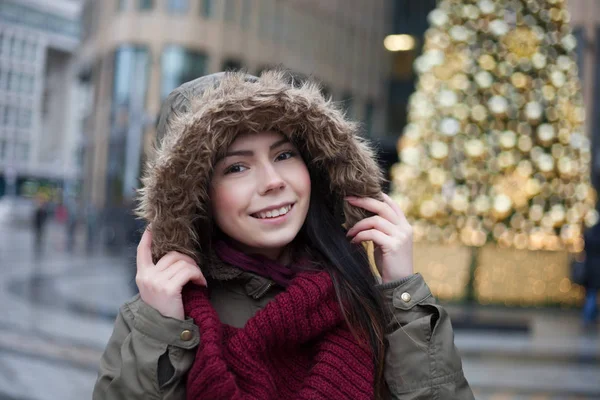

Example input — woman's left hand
[345,193,414,284]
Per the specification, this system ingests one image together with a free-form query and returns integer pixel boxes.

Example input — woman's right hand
[136,228,207,320]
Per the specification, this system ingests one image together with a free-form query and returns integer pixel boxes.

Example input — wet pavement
[0,222,599,399]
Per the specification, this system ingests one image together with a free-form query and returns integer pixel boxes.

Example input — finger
[162,259,192,280]
[156,251,197,271]
[350,229,394,248]
[345,196,399,224]
[347,215,397,237]
[137,228,154,269]
[382,193,410,226]
[169,266,207,288]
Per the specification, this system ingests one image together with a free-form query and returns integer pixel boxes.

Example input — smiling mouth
[251,204,294,219]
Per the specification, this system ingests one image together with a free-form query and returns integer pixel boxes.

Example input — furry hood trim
[137,70,383,279]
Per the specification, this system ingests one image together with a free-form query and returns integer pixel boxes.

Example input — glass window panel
[241,0,251,29]
[6,106,16,126]
[18,109,31,128]
[8,71,18,92]
[138,0,154,10]
[224,0,236,21]
[0,1,79,37]
[0,69,6,90]
[161,45,207,99]
[201,0,213,17]
[117,0,126,11]
[20,143,29,161]
[167,0,188,13]
[27,42,37,61]
[221,59,243,72]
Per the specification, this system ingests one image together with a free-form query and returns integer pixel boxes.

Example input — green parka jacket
[93,71,474,399]
[94,272,473,399]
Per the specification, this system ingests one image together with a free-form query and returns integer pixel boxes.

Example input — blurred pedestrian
[85,203,98,254]
[65,196,78,253]
[583,221,600,327]
[32,194,49,258]
[93,71,474,399]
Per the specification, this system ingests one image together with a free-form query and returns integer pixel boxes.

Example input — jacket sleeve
[93,295,199,400]
[377,274,474,400]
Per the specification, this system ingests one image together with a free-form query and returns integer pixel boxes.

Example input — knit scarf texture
[182,245,375,399]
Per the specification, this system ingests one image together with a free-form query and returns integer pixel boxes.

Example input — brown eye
[276,151,296,161]
[225,164,247,174]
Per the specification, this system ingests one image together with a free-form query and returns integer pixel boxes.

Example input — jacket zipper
[254,281,274,299]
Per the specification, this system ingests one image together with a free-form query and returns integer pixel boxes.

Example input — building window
[19,143,29,161]
[113,45,149,106]
[117,0,126,11]
[7,71,17,92]
[221,59,243,72]
[573,27,585,81]
[25,42,37,62]
[201,0,213,17]
[241,0,252,29]
[0,68,6,90]
[167,0,188,13]
[224,0,236,22]
[161,45,207,99]
[5,106,16,126]
[18,109,31,128]
[138,0,154,10]
[108,45,150,205]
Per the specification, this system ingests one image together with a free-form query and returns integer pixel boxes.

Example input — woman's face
[210,131,311,260]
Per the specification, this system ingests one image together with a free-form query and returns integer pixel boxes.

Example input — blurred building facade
[568,0,600,191]
[0,0,82,199]
[76,0,393,211]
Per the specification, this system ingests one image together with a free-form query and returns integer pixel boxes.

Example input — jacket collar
[241,272,275,300]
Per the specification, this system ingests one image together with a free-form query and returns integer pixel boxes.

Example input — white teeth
[255,204,292,219]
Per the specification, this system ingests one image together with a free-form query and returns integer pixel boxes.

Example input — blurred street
[0,222,134,400]
[0,222,597,400]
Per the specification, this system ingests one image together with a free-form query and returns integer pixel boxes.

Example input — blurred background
[0,0,599,399]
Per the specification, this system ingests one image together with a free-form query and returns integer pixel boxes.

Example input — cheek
[282,162,311,205]
[210,182,248,227]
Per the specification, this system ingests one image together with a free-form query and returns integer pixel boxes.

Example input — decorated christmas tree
[390,0,597,305]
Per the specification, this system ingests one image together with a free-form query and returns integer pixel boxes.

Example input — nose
[258,163,286,195]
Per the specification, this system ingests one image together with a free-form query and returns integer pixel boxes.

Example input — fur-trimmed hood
[137,71,383,279]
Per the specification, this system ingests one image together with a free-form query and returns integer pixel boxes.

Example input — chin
[253,233,298,249]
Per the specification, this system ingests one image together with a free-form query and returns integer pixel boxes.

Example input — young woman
[93,71,474,400]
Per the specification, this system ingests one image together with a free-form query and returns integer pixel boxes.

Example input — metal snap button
[180,329,193,341]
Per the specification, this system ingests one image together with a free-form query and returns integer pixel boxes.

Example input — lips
[251,203,294,219]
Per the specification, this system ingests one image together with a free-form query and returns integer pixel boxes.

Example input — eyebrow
[218,138,290,161]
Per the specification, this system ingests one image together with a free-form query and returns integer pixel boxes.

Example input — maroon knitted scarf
[182,266,375,399]
[214,240,298,287]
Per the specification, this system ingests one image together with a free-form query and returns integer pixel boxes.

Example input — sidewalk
[1,223,599,399]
